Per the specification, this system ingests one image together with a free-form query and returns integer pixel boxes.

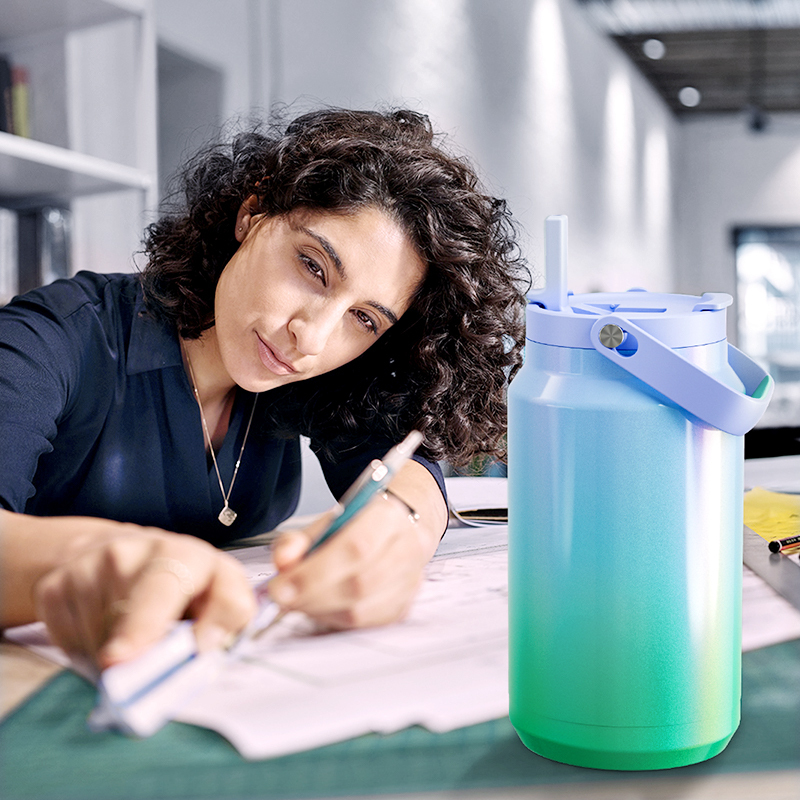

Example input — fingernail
[270,581,297,606]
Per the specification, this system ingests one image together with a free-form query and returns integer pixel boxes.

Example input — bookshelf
[0,0,157,295]
[0,130,152,206]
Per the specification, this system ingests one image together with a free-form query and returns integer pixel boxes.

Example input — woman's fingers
[34,569,86,656]
[268,501,390,610]
[269,493,429,627]
[271,530,314,572]
[99,541,255,667]
[271,508,338,572]
[33,528,256,669]
[189,553,258,653]
[99,556,201,666]
[69,567,113,659]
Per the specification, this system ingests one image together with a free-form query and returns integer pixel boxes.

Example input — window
[735,226,800,431]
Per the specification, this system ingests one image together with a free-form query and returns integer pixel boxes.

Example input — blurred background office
[1,0,799,489]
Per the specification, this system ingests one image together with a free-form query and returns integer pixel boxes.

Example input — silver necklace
[184,347,259,526]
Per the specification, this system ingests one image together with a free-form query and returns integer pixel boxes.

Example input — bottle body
[508,339,743,770]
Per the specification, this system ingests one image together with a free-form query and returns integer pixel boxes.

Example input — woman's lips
[256,335,297,376]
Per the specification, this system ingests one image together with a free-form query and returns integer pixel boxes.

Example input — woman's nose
[287,308,341,356]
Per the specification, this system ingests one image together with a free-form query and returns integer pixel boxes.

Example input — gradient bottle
[508,216,773,770]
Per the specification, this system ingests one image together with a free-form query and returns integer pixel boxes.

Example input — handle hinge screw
[599,324,625,349]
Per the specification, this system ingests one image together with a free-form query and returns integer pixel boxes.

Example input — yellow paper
[744,486,800,542]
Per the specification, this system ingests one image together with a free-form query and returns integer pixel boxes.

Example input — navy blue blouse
[0,272,443,546]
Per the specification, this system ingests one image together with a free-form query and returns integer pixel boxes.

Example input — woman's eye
[354,310,378,335]
[299,254,326,285]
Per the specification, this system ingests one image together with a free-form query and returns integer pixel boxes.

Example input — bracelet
[382,487,420,524]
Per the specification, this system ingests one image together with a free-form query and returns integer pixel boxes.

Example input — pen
[240,429,425,642]
[768,534,800,553]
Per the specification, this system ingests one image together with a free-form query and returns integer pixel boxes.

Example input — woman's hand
[0,511,259,670]
[267,461,447,629]
[33,528,256,669]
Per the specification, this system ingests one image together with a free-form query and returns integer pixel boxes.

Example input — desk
[2,461,799,800]
[0,640,798,800]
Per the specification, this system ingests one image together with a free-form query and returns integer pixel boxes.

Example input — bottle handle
[590,315,773,436]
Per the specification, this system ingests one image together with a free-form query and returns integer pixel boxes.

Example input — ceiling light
[678,86,701,107]
[642,38,665,60]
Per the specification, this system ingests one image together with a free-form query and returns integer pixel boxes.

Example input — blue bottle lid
[527,289,731,350]
[527,216,773,436]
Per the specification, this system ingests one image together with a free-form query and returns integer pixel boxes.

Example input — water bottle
[508,216,773,770]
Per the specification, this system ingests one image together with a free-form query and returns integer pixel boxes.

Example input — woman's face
[213,205,426,392]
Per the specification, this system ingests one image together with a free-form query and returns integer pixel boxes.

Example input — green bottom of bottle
[512,714,737,771]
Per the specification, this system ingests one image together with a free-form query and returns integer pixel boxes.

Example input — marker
[767,534,800,553]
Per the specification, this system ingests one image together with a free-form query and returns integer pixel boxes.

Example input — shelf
[0,0,143,43]
[0,131,153,205]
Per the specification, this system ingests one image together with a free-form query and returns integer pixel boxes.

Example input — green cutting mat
[1,640,798,800]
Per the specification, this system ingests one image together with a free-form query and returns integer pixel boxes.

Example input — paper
[2,525,510,759]
[446,476,508,513]
[176,526,509,759]
[88,621,226,738]
[446,476,508,525]
[744,486,800,541]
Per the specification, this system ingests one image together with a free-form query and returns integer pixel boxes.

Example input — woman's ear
[234,195,260,243]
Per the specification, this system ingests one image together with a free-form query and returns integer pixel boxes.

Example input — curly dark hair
[141,107,529,467]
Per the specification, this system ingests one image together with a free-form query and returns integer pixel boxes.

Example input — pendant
[218,505,237,526]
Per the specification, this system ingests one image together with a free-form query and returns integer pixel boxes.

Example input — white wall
[271,0,678,295]
[675,112,800,344]
[154,0,253,122]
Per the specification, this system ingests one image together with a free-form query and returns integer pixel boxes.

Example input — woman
[0,108,528,669]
